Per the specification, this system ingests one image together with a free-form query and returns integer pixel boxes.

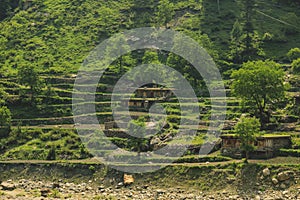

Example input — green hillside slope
[0,0,299,75]
[0,0,299,161]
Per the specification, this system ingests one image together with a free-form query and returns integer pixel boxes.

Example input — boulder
[123,174,134,186]
[263,168,270,177]
[40,188,51,197]
[1,181,16,191]
[280,183,286,190]
[277,171,294,182]
[272,178,279,185]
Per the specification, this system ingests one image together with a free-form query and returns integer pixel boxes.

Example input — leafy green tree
[46,145,56,160]
[155,0,175,28]
[105,35,135,74]
[229,20,244,62]
[0,106,11,127]
[0,106,12,137]
[0,0,19,21]
[231,60,285,124]
[18,64,43,103]
[167,31,216,93]
[292,58,300,74]
[280,12,299,35]
[287,47,300,61]
[230,0,264,63]
[142,50,160,64]
[0,85,8,106]
[128,117,148,157]
[234,116,261,162]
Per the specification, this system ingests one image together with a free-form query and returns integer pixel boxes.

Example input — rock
[156,189,166,195]
[52,182,60,189]
[123,174,134,186]
[40,188,51,197]
[272,178,279,185]
[263,168,271,177]
[142,185,149,189]
[280,183,286,190]
[98,185,105,190]
[282,190,288,195]
[1,181,16,191]
[277,172,290,182]
[116,182,123,188]
[255,195,261,200]
[150,137,161,146]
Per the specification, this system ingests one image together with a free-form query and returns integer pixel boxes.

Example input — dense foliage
[234,116,261,162]
[0,0,299,160]
[231,60,285,124]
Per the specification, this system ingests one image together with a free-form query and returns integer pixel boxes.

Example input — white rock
[263,168,270,176]
[255,195,261,200]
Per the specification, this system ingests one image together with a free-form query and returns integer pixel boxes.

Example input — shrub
[175,155,231,163]
[278,149,300,157]
[287,48,300,61]
[291,58,300,74]
[46,145,56,160]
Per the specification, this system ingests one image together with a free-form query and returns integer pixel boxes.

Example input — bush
[291,58,300,74]
[175,155,231,163]
[278,149,300,157]
[287,48,300,61]
[46,145,56,160]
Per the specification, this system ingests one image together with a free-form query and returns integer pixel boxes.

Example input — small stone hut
[122,84,174,111]
[220,134,292,159]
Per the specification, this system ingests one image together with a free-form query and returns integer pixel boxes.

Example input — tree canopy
[18,64,43,103]
[231,60,285,124]
[155,0,175,28]
[234,116,261,162]
[127,117,148,157]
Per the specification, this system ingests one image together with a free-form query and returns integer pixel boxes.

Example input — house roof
[136,88,174,91]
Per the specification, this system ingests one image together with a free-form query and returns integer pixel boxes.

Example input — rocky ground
[1,162,300,200]
[0,178,300,200]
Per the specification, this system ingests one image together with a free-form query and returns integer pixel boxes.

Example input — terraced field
[1,67,299,162]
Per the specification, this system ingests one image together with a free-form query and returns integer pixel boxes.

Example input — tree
[0,106,12,137]
[46,145,56,160]
[280,12,299,35]
[0,85,8,106]
[155,0,175,28]
[291,58,300,74]
[229,0,264,63]
[127,117,148,157]
[231,60,285,124]
[234,116,261,162]
[18,64,43,104]
[229,20,244,63]
[0,0,20,21]
[0,106,11,127]
[104,35,136,74]
[287,47,300,62]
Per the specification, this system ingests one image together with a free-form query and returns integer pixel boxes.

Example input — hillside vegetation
[0,0,299,161]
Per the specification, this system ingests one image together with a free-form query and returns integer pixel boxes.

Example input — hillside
[0,0,299,75]
[0,0,299,163]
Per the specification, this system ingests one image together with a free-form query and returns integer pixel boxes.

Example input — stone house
[135,87,173,99]
[220,134,292,159]
[104,121,118,130]
[122,84,174,111]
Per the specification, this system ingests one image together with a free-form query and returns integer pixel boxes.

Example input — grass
[250,157,300,166]
[0,0,299,161]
